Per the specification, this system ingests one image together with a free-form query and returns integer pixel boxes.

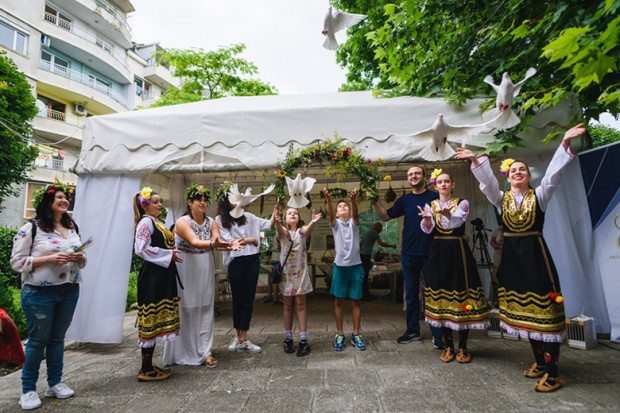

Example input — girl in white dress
[274,207,321,356]
[163,183,237,367]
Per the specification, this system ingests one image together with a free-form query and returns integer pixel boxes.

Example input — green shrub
[0,227,19,288]
[0,274,27,339]
[126,271,137,311]
[591,124,620,148]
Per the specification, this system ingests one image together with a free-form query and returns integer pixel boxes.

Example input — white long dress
[163,215,215,365]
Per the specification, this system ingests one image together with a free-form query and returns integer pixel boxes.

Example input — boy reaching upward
[323,188,366,351]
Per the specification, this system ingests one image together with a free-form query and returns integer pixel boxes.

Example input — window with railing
[0,18,28,54]
[44,5,72,31]
[37,95,66,121]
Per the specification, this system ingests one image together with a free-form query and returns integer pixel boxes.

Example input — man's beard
[410,180,424,190]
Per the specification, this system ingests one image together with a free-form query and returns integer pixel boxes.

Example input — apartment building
[0,0,179,227]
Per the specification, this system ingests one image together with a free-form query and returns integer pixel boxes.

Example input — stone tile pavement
[1,292,619,412]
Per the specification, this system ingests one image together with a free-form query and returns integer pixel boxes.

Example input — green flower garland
[272,138,383,205]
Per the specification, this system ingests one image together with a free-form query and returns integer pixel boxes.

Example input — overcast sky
[127,0,618,129]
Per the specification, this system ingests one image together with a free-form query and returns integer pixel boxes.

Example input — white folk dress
[163,215,216,365]
[278,228,313,296]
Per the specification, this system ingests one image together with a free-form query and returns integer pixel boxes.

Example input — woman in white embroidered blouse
[11,182,85,410]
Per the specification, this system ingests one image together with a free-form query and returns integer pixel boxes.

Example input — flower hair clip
[500,158,515,176]
[138,186,153,208]
[185,182,212,202]
[429,168,442,185]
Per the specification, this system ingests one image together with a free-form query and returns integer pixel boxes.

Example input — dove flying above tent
[483,67,537,129]
[286,173,316,208]
[322,6,367,51]
[228,183,275,218]
[406,114,497,162]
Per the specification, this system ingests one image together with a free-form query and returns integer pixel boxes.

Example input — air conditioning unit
[41,35,51,47]
[73,103,87,116]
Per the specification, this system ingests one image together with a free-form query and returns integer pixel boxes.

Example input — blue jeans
[21,283,79,393]
[401,255,442,337]
[228,254,260,331]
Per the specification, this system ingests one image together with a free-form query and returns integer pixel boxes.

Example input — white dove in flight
[407,114,495,162]
[228,183,275,218]
[483,67,537,129]
[286,173,316,208]
[322,6,367,51]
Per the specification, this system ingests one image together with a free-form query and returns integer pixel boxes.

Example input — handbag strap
[280,234,295,269]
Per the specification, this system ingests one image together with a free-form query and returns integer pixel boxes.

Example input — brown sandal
[137,368,171,382]
[534,373,565,392]
[456,348,472,363]
[524,363,545,378]
[440,347,455,363]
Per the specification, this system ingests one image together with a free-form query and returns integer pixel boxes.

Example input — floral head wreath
[500,158,515,176]
[32,178,75,209]
[138,186,153,208]
[216,181,234,201]
[429,168,443,185]
[185,182,212,203]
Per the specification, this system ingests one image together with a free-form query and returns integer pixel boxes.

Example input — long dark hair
[34,190,76,233]
[184,193,209,218]
[216,195,246,229]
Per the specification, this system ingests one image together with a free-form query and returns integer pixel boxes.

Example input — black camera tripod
[471,220,499,307]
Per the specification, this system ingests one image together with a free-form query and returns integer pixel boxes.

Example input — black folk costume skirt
[424,236,490,330]
[137,260,180,347]
[497,232,566,342]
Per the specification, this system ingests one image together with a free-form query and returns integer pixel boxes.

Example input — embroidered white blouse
[10,221,86,287]
[134,215,173,268]
[471,144,574,213]
[420,199,470,234]
[216,212,271,269]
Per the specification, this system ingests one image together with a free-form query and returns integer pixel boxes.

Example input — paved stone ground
[1,291,620,412]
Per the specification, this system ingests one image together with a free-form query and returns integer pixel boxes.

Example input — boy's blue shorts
[330,263,364,300]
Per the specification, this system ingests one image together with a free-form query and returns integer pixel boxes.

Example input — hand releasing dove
[408,114,495,162]
[286,173,316,208]
[228,183,275,218]
[482,67,537,129]
[322,6,367,51]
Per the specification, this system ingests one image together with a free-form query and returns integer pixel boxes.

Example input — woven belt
[503,231,542,237]
[434,236,463,240]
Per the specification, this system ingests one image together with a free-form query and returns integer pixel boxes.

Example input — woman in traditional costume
[419,170,490,364]
[133,187,182,381]
[455,123,586,392]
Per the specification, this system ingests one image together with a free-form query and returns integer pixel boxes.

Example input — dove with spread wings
[322,6,367,51]
[286,174,316,209]
[228,183,275,218]
[482,68,537,129]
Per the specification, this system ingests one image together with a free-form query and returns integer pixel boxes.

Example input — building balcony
[42,12,132,83]
[143,62,179,90]
[38,59,130,110]
[34,109,84,145]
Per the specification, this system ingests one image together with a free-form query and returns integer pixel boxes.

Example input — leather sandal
[204,355,219,368]
[534,373,565,392]
[440,347,455,363]
[456,348,472,363]
[524,363,545,378]
[137,368,171,382]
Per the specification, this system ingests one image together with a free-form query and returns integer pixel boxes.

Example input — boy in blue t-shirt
[323,188,366,351]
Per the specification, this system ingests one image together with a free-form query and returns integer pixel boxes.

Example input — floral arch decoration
[271,137,385,206]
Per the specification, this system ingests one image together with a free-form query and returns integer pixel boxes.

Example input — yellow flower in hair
[430,168,442,184]
[383,175,392,182]
[500,158,515,176]
[140,187,153,199]
[196,185,205,194]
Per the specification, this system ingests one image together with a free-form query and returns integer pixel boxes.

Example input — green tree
[151,44,277,107]
[336,0,620,152]
[0,51,38,209]
[590,124,620,147]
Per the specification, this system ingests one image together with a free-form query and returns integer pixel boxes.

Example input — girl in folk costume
[163,183,240,367]
[273,206,322,357]
[133,187,182,381]
[419,170,490,364]
[456,123,587,392]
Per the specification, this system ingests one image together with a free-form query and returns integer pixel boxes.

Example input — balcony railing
[34,157,67,171]
[38,59,129,108]
[36,108,84,127]
[43,12,129,70]
[90,0,132,41]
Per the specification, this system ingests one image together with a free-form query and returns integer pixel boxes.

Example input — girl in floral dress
[274,207,321,356]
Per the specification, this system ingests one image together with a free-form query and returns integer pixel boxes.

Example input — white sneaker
[227,336,239,352]
[19,391,41,410]
[44,383,74,399]
[236,340,262,353]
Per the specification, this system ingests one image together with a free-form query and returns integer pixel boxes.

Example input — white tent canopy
[66,91,611,344]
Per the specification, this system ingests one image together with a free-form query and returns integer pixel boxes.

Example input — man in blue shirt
[373,165,445,349]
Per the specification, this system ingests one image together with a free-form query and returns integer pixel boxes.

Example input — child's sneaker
[334,334,345,351]
[351,334,366,350]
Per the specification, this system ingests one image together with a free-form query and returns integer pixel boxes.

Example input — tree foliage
[335,0,620,152]
[590,124,620,147]
[0,52,38,208]
[151,44,277,107]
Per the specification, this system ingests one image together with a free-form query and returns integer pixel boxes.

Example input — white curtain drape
[66,174,141,343]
